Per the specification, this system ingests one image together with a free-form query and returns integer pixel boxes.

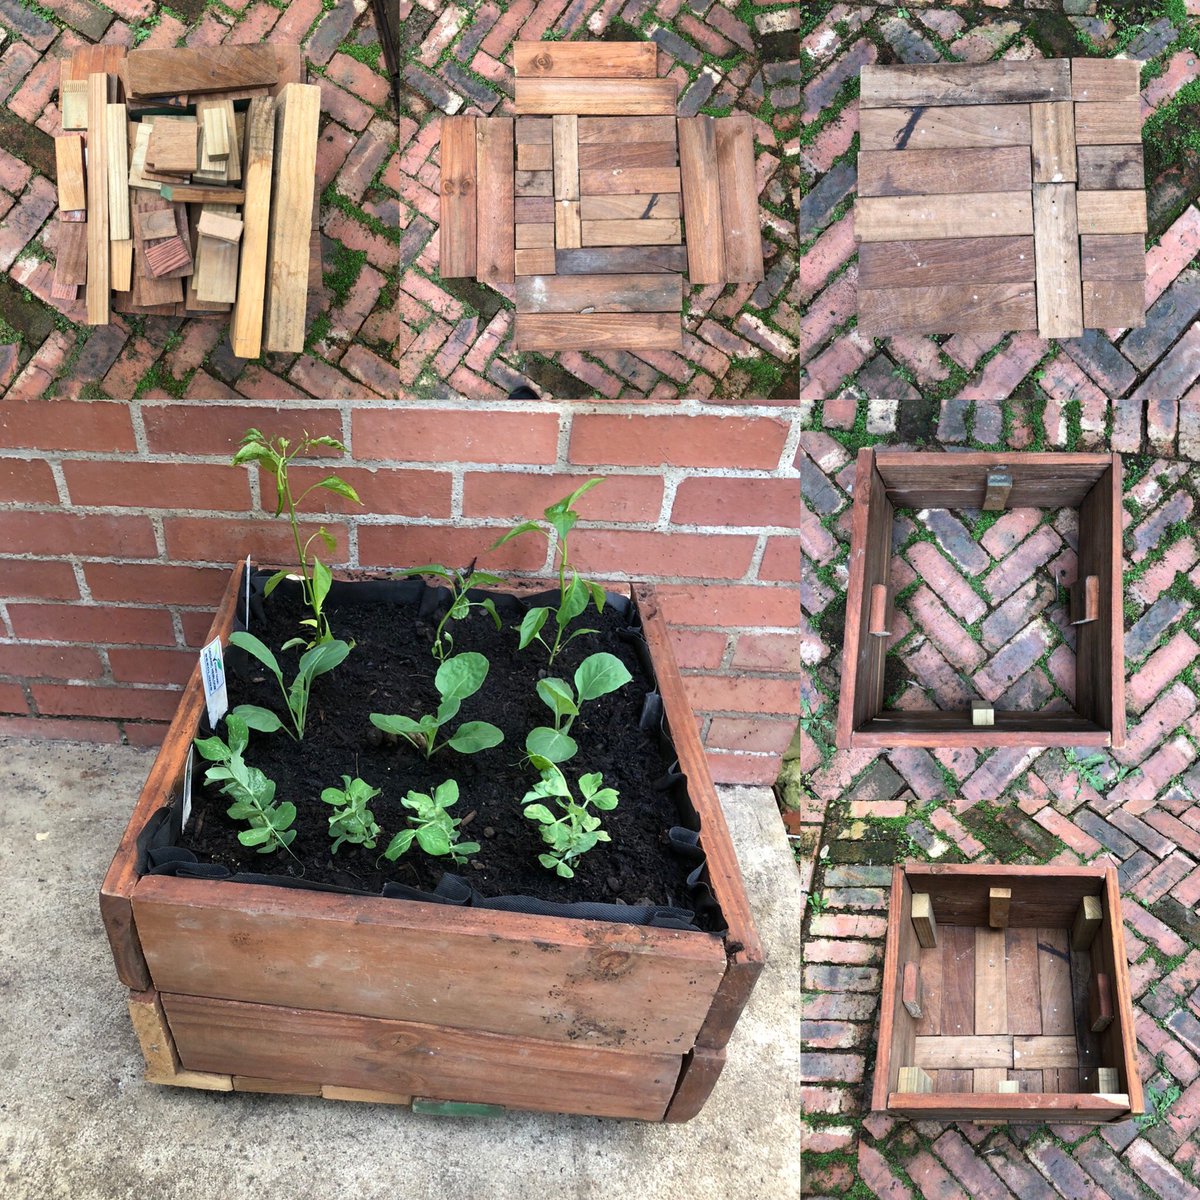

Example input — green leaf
[416,824,452,856]
[590,788,618,811]
[574,652,632,702]
[231,441,276,468]
[538,853,561,872]
[193,734,231,763]
[238,827,272,847]
[535,762,571,797]
[311,557,332,617]
[275,801,296,827]
[525,727,578,763]
[307,435,347,453]
[447,721,504,754]
[298,637,350,682]
[434,695,463,726]
[228,631,282,682]
[536,677,578,721]
[490,520,542,549]
[226,799,255,819]
[455,841,481,857]
[370,712,425,737]
[480,597,502,630]
[435,651,489,703]
[466,572,505,589]
[524,803,557,824]
[399,564,452,581]
[559,477,603,513]
[556,575,589,626]
[229,704,284,734]
[262,569,289,598]
[518,606,549,650]
[555,860,574,879]
[315,474,361,504]
[318,526,336,553]
[225,713,249,755]
[383,829,416,860]
[585,580,606,613]
[433,779,459,808]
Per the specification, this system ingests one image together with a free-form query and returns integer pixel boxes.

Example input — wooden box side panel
[1096,866,1144,1113]
[663,1045,726,1122]
[903,864,1106,928]
[162,992,679,1121]
[872,867,918,1112]
[133,875,725,1055]
[888,1093,1130,1123]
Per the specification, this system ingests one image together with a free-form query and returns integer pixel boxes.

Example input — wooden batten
[971,701,995,727]
[868,584,890,637]
[438,115,477,279]
[897,1066,932,1093]
[1070,574,1100,624]
[229,95,275,358]
[85,73,110,325]
[902,961,922,1019]
[1072,895,1102,950]
[988,888,1011,928]
[982,470,1013,511]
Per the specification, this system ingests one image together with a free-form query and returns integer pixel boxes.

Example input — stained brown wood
[860,61,1071,108]
[855,192,1034,242]
[1033,182,1083,339]
[678,116,724,286]
[1031,102,1077,184]
[581,218,681,246]
[579,116,678,143]
[85,73,110,326]
[858,236,1035,289]
[1074,100,1142,145]
[127,46,279,97]
[516,117,552,144]
[859,104,1033,151]
[902,962,923,1019]
[1099,867,1143,1113]
[515,169,553,196]
[889,1093,1129,1122]
[714,112,763,283]
[514,247,556,275]
[137,209,177,241]
[513,42,658,79]
[1080,233,1145,280]
[1083,280,1145,328]
[230,95,276,359]
[159,183,247,204]
[552,114,579,200]
[858,283,1037,336]
[579,193,680,221]
[1072,57,1141,103]
[871,870,921,1110]
[515,273,681,313]
[904,864,1108,928]
[514,196,554,222]
[940,924,976,1037]
[1077,145,1144,191]
[1013,1036,1078,1070]
[579,166,682,196]
[1070,574,1100,625]
[1006,928,1042,1036]
[554,198,582,249]
[54,219,88,288]
[146,117,199,173]
[517,142,552,171]
[476,117,515,286]
[515,222,555,248]
[514,312,682,351]
[578,143,678,170]
[858,146,1032,197]
[516,78,677,115]
[1037,926,1074,1074]
[868,583,890,637]
[556,245,687,274]
[663,1045,725,1123]
[234,1076,322,1096]
[440,116,478,279]
[55,135,86,211]
[975,927,1008,1034]
[1089,972,1114,1032]
[915,1036,1012,1070]
[854,712,1111,749]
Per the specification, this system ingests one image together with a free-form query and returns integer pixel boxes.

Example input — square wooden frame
[873,863,1142,1124]
[836,450,1125,750]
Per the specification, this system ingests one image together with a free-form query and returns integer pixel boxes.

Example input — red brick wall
[0,398,800,784]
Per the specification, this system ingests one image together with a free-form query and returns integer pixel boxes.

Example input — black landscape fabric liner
[137,566,726,934]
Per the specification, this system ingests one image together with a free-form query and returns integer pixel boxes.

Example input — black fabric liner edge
[136,565,727,935]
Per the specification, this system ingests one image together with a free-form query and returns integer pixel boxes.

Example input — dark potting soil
[181,582,702,913]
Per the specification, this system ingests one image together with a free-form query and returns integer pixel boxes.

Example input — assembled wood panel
[438,115,477,279]
[714,112,763,283]
[860,61,1071,108]
[858,147,1032,197]
[677,116,725,286]
[859,104,1033,151]
[512,42,658,79]
[871,869,920,1111]
[475,118,515,286]
[516,79,677,115]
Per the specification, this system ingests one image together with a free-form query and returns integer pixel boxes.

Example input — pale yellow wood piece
[106,103,131,241]
[972,701,995,727]
[553,114,579,200]
[194,204,240,303]
[1013,1036,1078,1070]
[975,927,1008,1034]
[230,95,275,359]
[1031,102,1077,183]
[514,247,556,275]
[55,135,86,211]
[1075,190,1148,235]
[321,1085,413,1105]
[897,1066,933,1094]
[127,990,179,1078]
[988,887,1012,929]
[998,1080,1021,1093]
[86,73,110,325]
[195,99,239,184]
[148,1069,235,1091]
[1083,1067,1120,1093]
[911,893,937,949]
[1072,894,1103,949]
[203,106,230,160]
[197,209,244,243]
[129,121,163,192]
[914,1035,1014,1070]
[555,199,581,250]
[855,191,1035,242]
[61,80,88,131]
[111,239,133,291]
[1033,182,1084,339]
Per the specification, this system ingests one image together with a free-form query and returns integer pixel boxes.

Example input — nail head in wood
[988,887,1011,929]
[1072,894,1102,950]
[902,961,923,1019]
[1088,971,1114,1033]
[982,469,1013,511]
[897,1066,933,1094]
[1070,574,1100,625]
[971,701,995,727]
[911,893,937,949]
[869,583,890,637]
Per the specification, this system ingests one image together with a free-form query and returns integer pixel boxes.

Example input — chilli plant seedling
[526,650,632,763]
[194,713,299,859]
[521,758,618,879]
[321,775,382,853]
[490,479,607,667]
[232,428,362,648]
[370,651,503,758]
[399,559,503,661]
[228,630,349,741]
[382,779,480,866]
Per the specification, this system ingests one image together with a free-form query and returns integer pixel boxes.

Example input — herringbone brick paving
[0,0,398,401]
[795,2,1200,415]
[799,393,1200,1195]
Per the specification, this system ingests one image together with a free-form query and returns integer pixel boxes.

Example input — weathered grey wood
[578,116,677,143]
[858,146,1031,197]
[579,193,680,220]
[1031,102,1076,183]
[556,245,687,274]
[1079,234,1145,281]
[1077,145,1144,190]
[858,283,1037,336]
[855,192,1034,242]
[860,61,1070,108]
[1033,182,1084,339]
[515,273,682,313]
[859,104,1032,151]
[1083,280,1145,329]
[858,236,1035,290]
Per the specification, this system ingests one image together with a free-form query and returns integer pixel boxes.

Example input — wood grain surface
[1033,182,1084,339]
[1077,144,1144,190]
[553,114,579,200]
[857,146,1032,197]
[555,245,687,274]
[859,284,1037,336]
[516,78,677,115]
[715,112,764,282]
[85,73,110,325]
[578,142,678,170]
[1083,279,1145,328]
[859,103,1033,151]
[1071,57,1141,102]
[515,117,552,144]
[1073,100,1142,145]
[476,117,514,286]
[513,42,657,79]
[514,312,683,350]
[55,135,86,211]
[579,193,680,220]
[580,218,681,246]
[230,96,277,358]
[127,46,278,97]
[438,115,477,279]
[578,116,678,143]
[1075,189,1148,234]
[515,273,682,313]
[554,198,582,249]
[1079,233,1145,280]
[860,60,1070,108]
[857,236,1035,289]
[514,247,556,275]
[677,116,725,285]
[1030,102,1076,183]
[579,166,682,195]
[855,191,1035,241]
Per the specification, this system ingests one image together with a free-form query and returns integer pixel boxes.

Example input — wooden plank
[868,584,890,637]
[1011,1070,1044,1091]
[1031,102,1077,183]
[229,96,275,358]
[106,105,131,243]
[514,196,554,222]
[202,106,229,160]
[855,192,1034,242]
[323,1084,409,1104]
[1100,866,1143,1114]
[63,44,127,85]
[914,1036,1013,1070]
[515,169,553,196]
[556,245,687,274]
[1014,1036,1078,1070]
[1006,928,1042,1036]
[1072,896,1103,950]
[234,1076,322,1096]
[577,143,678,171]
[516,78,677,115]
[515,117,552,144]
[858,236,1035,289]
[183,214,226,313]
[128,988,181,1080]
[989,888,1012,928]
[1089,971,1114,1032]
[1074,100,1142,145]
[55,135,86,212]
[1072,57,1141,102]
[514,247,556,275]
[438,115,476,279]
[1082,1067,1121,1094]
[86,73,110,326]
[514,312,682,351]
[127,46,279,98]
[552,114,578,200]
[579,116,678,143]
[197,209,242,243]
[975,1068,1009,1092]
[581,218,681,246]
[858,283,1037,337]
[872,869,922,1109]
[860,61,1071,108]
[513,42,658,78]
[975,927,1008,1034]
[1033,182,1084,339]
[1038,926,1074,1092]
[1080,233,1145,280]
[515,222,555,248]
[858,146,1032,197]
[54,219,88,288]
[146,117,198,173]
[897,1066,933,1093]
[940,923,975,1037]
[889,1093,1129,1122]
[1084,280,1145,329]
[195,99,239,184]
[143,237,190,277]
[982,472,1013,513]
[859,103,1032,151]
[517,142,552,171]
[264,82,320,353]
[194,206,240,303]
[579,193,680,220]
[515,273,682,313]
[579,166,682,196]
[902,961,923,1019]
[159,183,247,204]
[1071,574,1100,625]
[1077,144,1145,190]
[915,945,942,1036]
[111,239,133,290]
[555,199,581,249]
[61,79,88,131]
[678,116,725,286]
[162,992,678,1121]
[137,208,177,240]
[715,112,762,283]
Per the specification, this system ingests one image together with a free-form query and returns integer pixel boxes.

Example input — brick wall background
[0,398,801,786]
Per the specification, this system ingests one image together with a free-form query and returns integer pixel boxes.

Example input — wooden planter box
[873,863,1142,1124]
[836,450,1125,750]
[100,564,763,1121]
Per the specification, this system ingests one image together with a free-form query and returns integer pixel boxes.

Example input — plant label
[244,553,251,627]
[181,745,194,830]
[200,636,228,729]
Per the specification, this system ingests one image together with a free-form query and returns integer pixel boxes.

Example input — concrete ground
[0,738,800,1200]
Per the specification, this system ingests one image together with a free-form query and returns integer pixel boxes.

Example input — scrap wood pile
[53,44,321,357]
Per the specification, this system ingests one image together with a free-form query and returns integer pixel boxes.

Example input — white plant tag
[200,637,228,730]
[181,745,194,831]
[244,553,251,628]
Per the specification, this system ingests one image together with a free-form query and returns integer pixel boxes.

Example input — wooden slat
[55,135,86,211]
[914,1036,1013,1070]
[859,104,1032,151]
[54,219,88,288]
[159,183,246,204]
[858,146,1032,197]
[579,166,681,196]
[902,961,923,1019]
[581,219,681,246]
[1072,58,1141,103]
[195,99,239,184]
[194,205,239,303]
[715,112,763,283]
[85,73,110,326]
[855,712,1110,750]
[514,247,556,275]
[911,894,937,949]
[514,312,682,351]
[554,199,581,249]
[678,116,724,286]
[552,114,578,200]
[137,209,177,241]
[202,106,229,159]
[556,245,687,274]
[860,61,1070,108]
[855,191,1034,242]
[515,273,681,313]
[1083,280,1145,329]
[578,143,678,170]
[475,120,514,285]
[872,870,921,1110]
[1037,925,1074,1091]
[234,1076,322,1095]
[127,46,278,97]
[514,196,554,222]
[1077,144,1144,190]
[900,866,1108,928]
[858,236,1035,290]
[128,988,182,1080]
[1074,100,1142,145]
[889,1093,1129,1122]
[859,283,1037,337]
[1080,233,1145,280]
[1006,928,1042,1036]
[515,117,552,144]
[1014,1036,1078,1070]
[1100,867,1143,1114]
[439,115,477,279]
[515,169,553,196]
[230,96,275,358]
[1076,189,1147,234]
[1033,182,1083,339]
[516,78,677,115]
[513,42,658,78]
[517,142,552,171]
[515,222,554,248]
[145,117,199,172]
[975,1068,1009,1093]
[164,992,678,1120]
[107,104,132,244]
[579,116,678,143]
[940,923,976,1037]
[975,927,1008,1035]
[898,1065,933,1093]
[1031,102,1077,183]
[663,1045,726,1122]
[914,945,942,1036]
[579,193,680,220]
[988,888,1012,929]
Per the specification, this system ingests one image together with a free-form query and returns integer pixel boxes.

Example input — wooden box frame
[100,563,763,1121]
[836,450,1125,750]
[874,863,1143,1124]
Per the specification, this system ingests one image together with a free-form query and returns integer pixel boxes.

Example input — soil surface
[182,580,702,913]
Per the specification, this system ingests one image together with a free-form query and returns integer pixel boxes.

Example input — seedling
[521,758,618,878]
[382,779,481,866]
[526,651,633,763]
[194,713,298,858]
[228,630,350,741]
[399,560,503,661]
[490,479,607,667]
[231,428,362,648]
[321,775,382,853]
[370,651,503,758]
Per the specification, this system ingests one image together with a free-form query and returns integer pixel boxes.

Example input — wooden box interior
[836,451,1125,750]
[874,865,1143,1123]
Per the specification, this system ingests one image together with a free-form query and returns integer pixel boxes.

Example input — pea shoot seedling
[526,651,633,763]
[382,779,481,865]
[321,775,382,852]
[399,560,503,661]
[521,758,619,878]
